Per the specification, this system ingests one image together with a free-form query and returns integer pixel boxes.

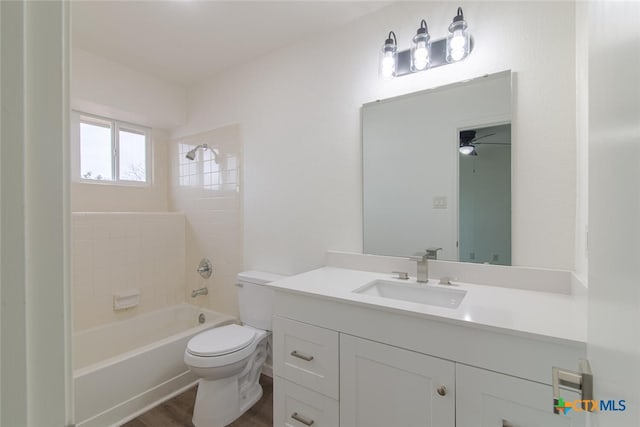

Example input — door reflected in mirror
[362,71,512,264]
[458,124,511,265]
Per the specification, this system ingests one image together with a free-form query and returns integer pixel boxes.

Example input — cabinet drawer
[274,378,339,427]
[273,316,339,399]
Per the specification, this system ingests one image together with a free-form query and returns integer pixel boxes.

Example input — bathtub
[74,304,236,427]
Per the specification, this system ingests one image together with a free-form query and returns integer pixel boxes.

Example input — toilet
[184,271,284,427]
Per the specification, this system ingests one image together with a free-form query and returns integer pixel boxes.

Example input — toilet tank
[236,271,286,330]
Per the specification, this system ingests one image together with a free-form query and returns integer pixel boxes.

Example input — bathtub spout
[191,287,208,298]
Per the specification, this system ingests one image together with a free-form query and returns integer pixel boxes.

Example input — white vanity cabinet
[273,317,456,427]
[269,268,587,427]
[340,334,455,427]
[456,364,584,427]
[273,315,587,427]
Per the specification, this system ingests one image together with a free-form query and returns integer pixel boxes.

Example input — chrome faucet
[409,247,442,283]
[191,287,209,298]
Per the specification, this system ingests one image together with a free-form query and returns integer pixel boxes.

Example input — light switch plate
[433,196,448,209]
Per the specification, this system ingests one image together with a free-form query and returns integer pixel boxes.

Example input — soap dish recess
[113,289,140,311]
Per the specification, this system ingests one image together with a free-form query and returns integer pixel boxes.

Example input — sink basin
[353,280,466,309]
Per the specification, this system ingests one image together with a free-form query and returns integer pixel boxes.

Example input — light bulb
[379,31,397,79]
[410,19,431,72]
[446,7,470,63]
[381,54,396,78]
[412,46,429,71]
[450,47,465,62]
[450,31,466,50]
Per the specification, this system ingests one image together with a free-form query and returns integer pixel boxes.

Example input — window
[73,112,151,185]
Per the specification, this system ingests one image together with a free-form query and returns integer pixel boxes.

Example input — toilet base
[192,378,263,427]
[191,339,268,427]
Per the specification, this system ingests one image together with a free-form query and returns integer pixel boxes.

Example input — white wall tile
[71,212,186,331]
[169,125,243,317]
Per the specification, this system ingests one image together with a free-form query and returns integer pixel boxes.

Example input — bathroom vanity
[267,260,587,427]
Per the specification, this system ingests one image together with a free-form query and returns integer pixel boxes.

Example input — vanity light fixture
[379,31,398,79]
[380,6,472,78]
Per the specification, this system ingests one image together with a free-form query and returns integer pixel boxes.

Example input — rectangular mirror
[363,71,512,264]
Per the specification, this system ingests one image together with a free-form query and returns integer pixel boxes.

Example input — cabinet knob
[502,419,514,427]
[436,385,447,396]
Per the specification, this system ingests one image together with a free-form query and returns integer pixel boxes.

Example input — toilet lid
[187,324,257,357]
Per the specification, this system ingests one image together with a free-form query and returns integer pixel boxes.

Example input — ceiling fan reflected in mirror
[458,129,509,156]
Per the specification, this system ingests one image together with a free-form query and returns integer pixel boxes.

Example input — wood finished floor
[121,375,273,427]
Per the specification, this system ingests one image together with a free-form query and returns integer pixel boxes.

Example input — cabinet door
[340,334,455,427]
[456,364,586,427]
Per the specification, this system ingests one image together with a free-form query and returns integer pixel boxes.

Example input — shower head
[185,149,198,160]
[185,144,219,163]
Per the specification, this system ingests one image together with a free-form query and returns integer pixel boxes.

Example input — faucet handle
[426,247,443,259]
[409,251,427,262]
[392,271,409,280]
[439,276,455,285]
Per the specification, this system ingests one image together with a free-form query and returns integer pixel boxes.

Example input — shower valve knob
[197,258,212,279]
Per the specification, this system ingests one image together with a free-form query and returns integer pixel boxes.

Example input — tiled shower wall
[169,124,243,317]
[72,212,186,331]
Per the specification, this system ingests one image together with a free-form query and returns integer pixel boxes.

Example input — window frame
[72,111,152,186]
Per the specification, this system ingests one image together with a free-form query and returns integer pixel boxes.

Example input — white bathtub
[74,304,236,427]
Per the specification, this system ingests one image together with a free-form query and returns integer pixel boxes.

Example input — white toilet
[184,271,284,427]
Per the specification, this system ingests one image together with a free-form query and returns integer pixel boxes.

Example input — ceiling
[72,1,389,87]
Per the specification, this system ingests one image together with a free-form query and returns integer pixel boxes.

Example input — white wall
[586,1,640,425]
[173,1,577,275]
[70,48,187,213]
[1,1,72,424]
[71,48,186,129]
[575,1,589,284]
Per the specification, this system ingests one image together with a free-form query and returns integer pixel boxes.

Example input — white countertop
[266,267,587,345]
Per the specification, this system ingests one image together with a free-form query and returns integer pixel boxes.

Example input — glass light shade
[410,31,431,72]
[446,12,470,63]
[379,39,397,79]
[459,143,476,155]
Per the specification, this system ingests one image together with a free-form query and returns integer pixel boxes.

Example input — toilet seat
[185,325,267,369]
[187,324,256,357]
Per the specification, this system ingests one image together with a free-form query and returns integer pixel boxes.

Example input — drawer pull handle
[436,385,447,396]
[291,350,314,361]
[502,420,514,427]
[291,412,315,426]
